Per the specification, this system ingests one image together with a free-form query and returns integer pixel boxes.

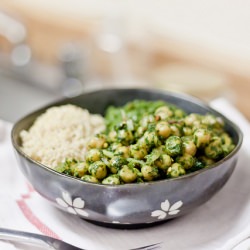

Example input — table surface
[1,98,250,250]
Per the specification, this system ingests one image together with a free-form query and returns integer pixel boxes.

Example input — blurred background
[0,0,250,122]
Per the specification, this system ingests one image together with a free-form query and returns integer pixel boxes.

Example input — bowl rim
[11,87,243,188]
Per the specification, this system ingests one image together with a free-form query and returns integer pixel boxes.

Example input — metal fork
[0,228,161,250]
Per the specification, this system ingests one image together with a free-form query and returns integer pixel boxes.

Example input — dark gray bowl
[11,88,243,228]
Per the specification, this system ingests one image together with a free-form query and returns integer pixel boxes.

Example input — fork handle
[0,227,54,249]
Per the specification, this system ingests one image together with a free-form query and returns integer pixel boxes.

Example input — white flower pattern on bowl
[56,191,89,217]
[151,199,183,220]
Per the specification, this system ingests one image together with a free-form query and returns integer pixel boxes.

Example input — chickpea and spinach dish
[55,100,235,185]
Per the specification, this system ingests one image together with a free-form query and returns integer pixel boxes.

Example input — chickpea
[170,124,182,137]
[137,137,147,149]
[192,120,203,130]
[155,106,173,120]
[67,159,78,174]
[141,165,159,181]
[55,159,76,174]
[81,175,99,183]
[54,163,67,174]
[182,138,197,156]
[176,154,195,169]
[221,133,233,146]
[109,156,127,174]
[73,162,89,177]
[184,113,200,126]
[136,126,146,138]
[155,154,172,171]
[85,149,102,163]
[109,143,122,152]
[117,129,134,145]
[140,131,159,148]
[204,137,223,160]
[88,161,107,180]
[156,121,171,138]
[202,114,223,129]
[102,175,120,185]
[222,144,235,155]
[198,156,215,166]
[115,146,130,158]
[108,130,117,143]
[165,136,182,157]
[167,163,186,178]
[140,115,155,129]
[183,127,192,136]
[193,128,211,148]
[174,109,186,118]
[119,165,137,183]
[130,144,147,160]
[88,135,107,149]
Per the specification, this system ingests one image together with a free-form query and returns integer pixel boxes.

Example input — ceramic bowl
[11,88,243,228]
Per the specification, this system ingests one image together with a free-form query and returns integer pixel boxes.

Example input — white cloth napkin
[0,97,250,250]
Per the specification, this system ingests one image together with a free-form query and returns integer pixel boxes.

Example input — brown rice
[20,104,105,168]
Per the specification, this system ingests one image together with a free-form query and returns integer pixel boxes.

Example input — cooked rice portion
[20,104,105,168]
